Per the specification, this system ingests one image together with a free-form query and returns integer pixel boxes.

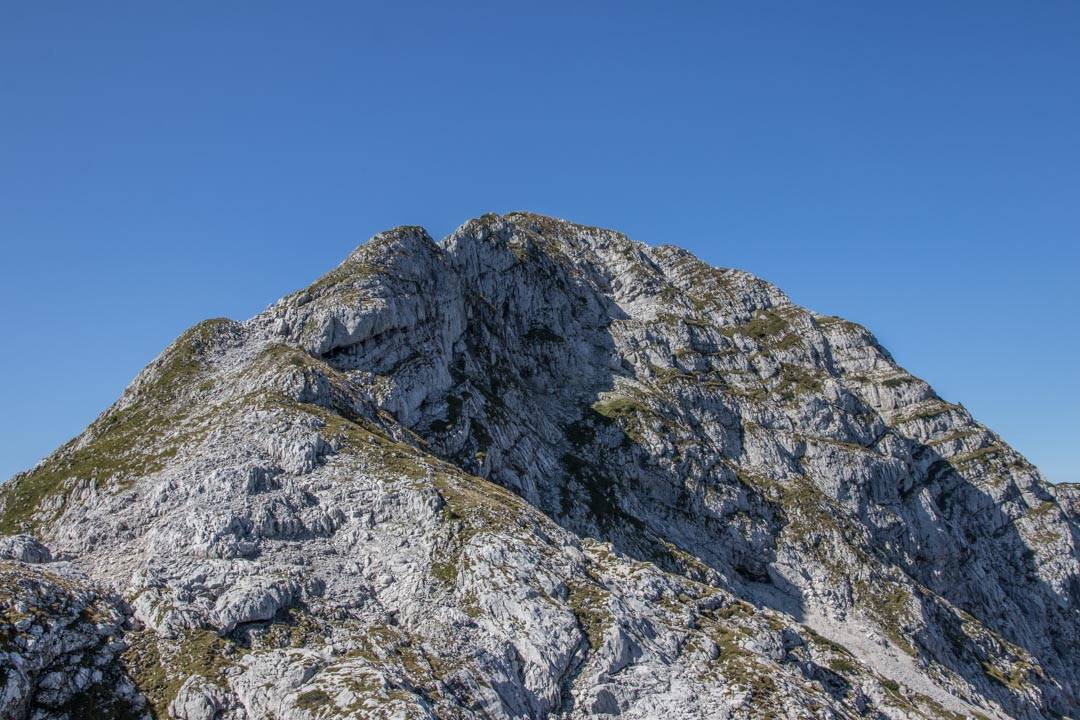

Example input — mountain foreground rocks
[1,212,1077,720]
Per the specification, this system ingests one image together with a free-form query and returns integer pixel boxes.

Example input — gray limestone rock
[1,212,1076,720]
[0,535,51,564]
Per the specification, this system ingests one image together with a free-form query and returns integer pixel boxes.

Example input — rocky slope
[1,212,1077,720]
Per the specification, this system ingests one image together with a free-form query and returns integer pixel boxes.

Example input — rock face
[1,212,1077,720]
[0,559,144,718]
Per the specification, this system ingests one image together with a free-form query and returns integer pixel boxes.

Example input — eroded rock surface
[1,212,1076,719]
[0,558,144,718]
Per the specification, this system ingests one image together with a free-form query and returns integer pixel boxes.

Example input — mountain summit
[2,212,1077,719]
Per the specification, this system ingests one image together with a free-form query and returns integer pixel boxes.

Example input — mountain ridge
[1,212,1077,720]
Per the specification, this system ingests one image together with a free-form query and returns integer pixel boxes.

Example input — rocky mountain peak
[1,212,1076,719]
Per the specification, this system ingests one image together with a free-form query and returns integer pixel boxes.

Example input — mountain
[1,212,1077,720]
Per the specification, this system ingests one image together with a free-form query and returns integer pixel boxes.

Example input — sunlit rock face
[2,212,1077,720]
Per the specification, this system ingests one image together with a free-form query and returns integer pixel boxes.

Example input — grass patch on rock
[0,319,232,534]
[123,628,237,718]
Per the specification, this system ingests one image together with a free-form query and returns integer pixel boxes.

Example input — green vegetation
[123,628,236,718]
[648,363,690,385]
[827,657,858,675]
[591,394,650,443]
[589,388,683,446]
[853,580,917,656]
[430,561,458,586]
[423,453,546,605]
[983,661,1028,691]
[892,400,964,425]
[282,399,435,483]
[0,343,442,530]
[801,625,854,658]
[592,395,642,422]
[719,308,806,356]
[1026,500,1057,518]
[728,462,778,496]
[775,364,824,402]
[504,210,609,238]
[926,429,979,447]
[254,343,320,371]
[295,688,333,710]
[721,308,787,342]
[779,478,840,536]
[0,318,231,534]
[1,563,76,650]
[951,443,1004,469]
[431,462,526,526]
[770,332,802,352]
[252,608,325,651]
[879,588,917,656]
[909,692,971,720]
[814,315,863,333]
[567,580,612,651]
[301,254,387,298]
[775,478,886,587]
[647,536,720,585]
[695,608,778,703]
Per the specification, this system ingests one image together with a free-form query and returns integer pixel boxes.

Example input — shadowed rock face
[1,212,1077,720]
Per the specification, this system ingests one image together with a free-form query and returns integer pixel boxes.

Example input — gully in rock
[1,213,1076,720]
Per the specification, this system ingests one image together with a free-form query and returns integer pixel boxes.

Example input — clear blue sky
[1,2,1077,483]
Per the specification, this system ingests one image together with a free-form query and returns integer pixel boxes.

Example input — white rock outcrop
[1,212,1076,719]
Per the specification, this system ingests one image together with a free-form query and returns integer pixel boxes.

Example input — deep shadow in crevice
[315,223,1076,718]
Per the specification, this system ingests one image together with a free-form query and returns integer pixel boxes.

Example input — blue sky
[1,2,1077,483]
